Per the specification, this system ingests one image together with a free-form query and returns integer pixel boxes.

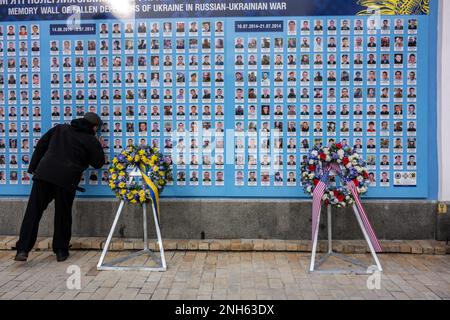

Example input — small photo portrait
[214,20,224,33]
[187,21,197,33]
[174,22,184,34]
[300,37,310,49]
[394,18,404,30]
[112,23,121,34]
[261,37,270,49]
[201,21,211,33]
[177,171,186,182]
[381,19,390,31]
[394,36,404,49]
[31,41,40,52]
[408,19,418,30]
[137,21,147,33]
[216,171,224,183]
[287,20,297,34]
[7,25,15,37]
[301,20,310,32]
[354,19,364,31]
[341,19,350,31]
[380,172,390,184]
[31,24,40,36]
[407,155,417,167]
[7,41,16,53]
[327,19,337,31]
[313,19,323,32]
[99,23,108,34]
[408,36,417,48]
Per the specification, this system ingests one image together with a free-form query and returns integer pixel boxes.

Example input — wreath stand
[97,167,167,271]
[309,204,383,274]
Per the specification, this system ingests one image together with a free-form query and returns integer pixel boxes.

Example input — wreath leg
[351,204,383,272]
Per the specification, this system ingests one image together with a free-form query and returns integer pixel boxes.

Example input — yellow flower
[109,183,115,189]
[119,171,125,177]
[151,155,158,162]
[159,171,165,177]
[112,158,118,164]
[130,199,137,204]
[138,150,145,156]
[116,164,124,170]
[134,155,140,162]
[118,182,126,188]
[153,166,159,172]
[120,189,127,195]
[109,168,115,173]
[158,179,165,185]
[111,174,117,180]
[127,156,133,162]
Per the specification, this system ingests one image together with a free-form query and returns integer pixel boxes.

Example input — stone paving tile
[0,251,448,300]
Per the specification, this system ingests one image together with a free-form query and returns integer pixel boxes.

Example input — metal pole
[143,203,148,251]
[309,205,321,272]
[97,200,125,269]
[151,202,167,270]
[351,204,383,272]
[327,205,332,254]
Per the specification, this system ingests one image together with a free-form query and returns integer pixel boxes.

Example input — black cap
[84,112,103,127]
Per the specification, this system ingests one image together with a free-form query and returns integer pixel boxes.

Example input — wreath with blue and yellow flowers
[108,145,172,204]
[301,142,370,208]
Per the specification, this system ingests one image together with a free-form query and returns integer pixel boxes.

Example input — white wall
[438,0,450,200]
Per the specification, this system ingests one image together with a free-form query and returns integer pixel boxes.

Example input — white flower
[307,186,312,193]
[323,147,329,154]
[309,160,315,165]
[309,174,315,179]
[337,149,344,158]
[326,155,331,162]
[311,150,318,157]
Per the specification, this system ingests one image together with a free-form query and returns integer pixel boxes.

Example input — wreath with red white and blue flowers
[301,142,370,208]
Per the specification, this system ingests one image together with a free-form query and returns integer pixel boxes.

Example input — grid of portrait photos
[233,17,418,187]
[0,23,41,185]
[47,20,226,186]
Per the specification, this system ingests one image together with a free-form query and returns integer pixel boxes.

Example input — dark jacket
[29,119,105,190]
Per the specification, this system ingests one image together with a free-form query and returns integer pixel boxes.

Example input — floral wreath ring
[301,143,370,208]
[108,145,172,204]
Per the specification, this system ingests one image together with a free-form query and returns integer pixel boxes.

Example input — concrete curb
[1,236,448,255]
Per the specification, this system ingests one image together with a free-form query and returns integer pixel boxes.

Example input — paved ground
[0,250,449,300]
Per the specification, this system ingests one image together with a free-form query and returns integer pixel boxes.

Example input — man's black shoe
[14,251,28,262]
[55,250,69,262]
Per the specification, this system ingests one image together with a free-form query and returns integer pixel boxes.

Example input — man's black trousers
[16,179,76,253]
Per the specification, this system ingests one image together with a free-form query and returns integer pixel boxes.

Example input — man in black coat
[15,113,105,262]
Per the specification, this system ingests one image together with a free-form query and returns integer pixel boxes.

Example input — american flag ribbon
[311,167,330,241]
[347,180,383,252]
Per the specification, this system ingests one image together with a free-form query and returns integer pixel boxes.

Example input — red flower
[343,157,349,165]
[313,179,319,186]
[333,190,339,197]
[363,171,369,179]
[336,143,342,149]
[309,165,316,171]
[324,200,330,207]
[319,153,327,160]
[337,194,345,202]
[353,178,360,186]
